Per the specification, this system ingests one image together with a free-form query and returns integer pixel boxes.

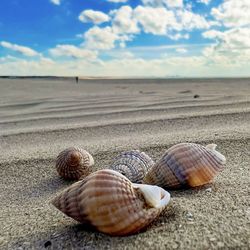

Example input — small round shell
[56,147,94,180]
[109,150,155,183]
[51,169,170,236]
[143,143,226,189]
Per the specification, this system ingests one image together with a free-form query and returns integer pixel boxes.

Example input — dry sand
[0,78,249,249]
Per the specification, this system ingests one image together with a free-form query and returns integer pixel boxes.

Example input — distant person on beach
[76,76,79,83]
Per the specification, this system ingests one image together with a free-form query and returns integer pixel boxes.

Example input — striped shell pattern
[51,169,171,236]
[109,150,155,183]
[143,143,226,189]
[56,147,94,180]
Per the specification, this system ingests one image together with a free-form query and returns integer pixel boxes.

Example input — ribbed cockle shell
[56,147,94,180]
[143,143,226,189]
[51,169,170,236]
[109,150,155,183]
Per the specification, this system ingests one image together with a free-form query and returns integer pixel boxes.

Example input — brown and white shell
[143,143,226,189]
[109,150,155,183]
[56,147,94,180]
[51,169,170,236]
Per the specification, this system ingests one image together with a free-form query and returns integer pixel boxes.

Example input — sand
[0,78,249,249]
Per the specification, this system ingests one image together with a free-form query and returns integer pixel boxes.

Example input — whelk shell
[143,143,226,189]
[109,150,155,183]
[56,147,94,180]
[51,169,170,236]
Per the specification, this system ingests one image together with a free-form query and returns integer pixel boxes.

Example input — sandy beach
[0,78,249,249]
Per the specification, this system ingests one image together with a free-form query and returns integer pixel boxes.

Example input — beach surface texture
[0,78,249,249]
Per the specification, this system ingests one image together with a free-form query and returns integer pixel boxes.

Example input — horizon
[2,75,250,80]
[0,0,249,77]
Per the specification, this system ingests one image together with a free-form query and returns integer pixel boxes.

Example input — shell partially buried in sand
[56,147,94,180]
[143,143,226,189]
[109,150,155,183]
[51,169,171,236]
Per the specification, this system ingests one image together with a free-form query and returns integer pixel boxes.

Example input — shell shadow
[6,195,178,249]
[166,183,216,198]
[7,212,179,250]
[46,202,177,239]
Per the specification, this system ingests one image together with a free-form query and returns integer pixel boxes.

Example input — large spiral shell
[109,150,155,183]
[51,169,170,236]
[55,147,94,180]
[143,143,226,189]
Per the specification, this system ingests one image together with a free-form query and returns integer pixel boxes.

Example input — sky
[0,0,249,77]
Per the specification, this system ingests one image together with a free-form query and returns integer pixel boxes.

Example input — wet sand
[0,78,249,249]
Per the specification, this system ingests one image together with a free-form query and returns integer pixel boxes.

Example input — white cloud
[134,6,178,35]
[112,6,140,34]
[176,9,210,30]
[202,27,250,68]
[203,28,250,52]
[176,48,187,53]
[2,53,249,77]
[202,30,223,39]
[141,0,183,8]
[77,3,211,50]
[50,0,61,5]
[84,26,120,50]
[198,0,211,5]
[79,10,110,24]
[201,0,250,69]
[82,20,135,50]
[75,2,212,53]
[0,0,249,77]
[0,41,40,57]
[165,0,183,8]
[133,6,210,36]
[104,50,134,59]
[39,57,55,64]
[211,0,250,28]
[49,44,98,60]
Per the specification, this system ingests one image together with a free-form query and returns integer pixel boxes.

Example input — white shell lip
[133,183,171,209]
[103,170,171,209]
[88,153,95,166]
[206,143,226,163]
[206,143,217,150]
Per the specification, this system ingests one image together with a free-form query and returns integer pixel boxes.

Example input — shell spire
[55,147,94,180]
[108,150,155,183]
[143,143,226,189]
[51,169,170,236]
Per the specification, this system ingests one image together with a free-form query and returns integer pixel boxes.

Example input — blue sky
[0,0,249,77]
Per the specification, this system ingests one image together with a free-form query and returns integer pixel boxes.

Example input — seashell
[56,147,94,180]
[51,169,170,236]
[143,143,226,189]
[109,150,155,183]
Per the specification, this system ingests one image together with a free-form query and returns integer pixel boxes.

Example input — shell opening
[206,144,226,163]
[133,183,170,209]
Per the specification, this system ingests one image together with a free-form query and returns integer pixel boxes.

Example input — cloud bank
[1,0,249,77]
